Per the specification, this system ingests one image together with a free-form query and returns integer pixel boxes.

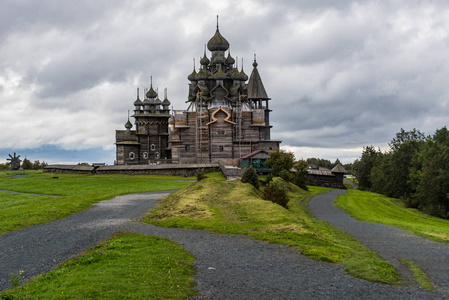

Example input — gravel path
[309,189,449,297]
[0,191,443,299]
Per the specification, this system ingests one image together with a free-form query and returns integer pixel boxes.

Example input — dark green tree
[263,180,289,208]
[293,159,309,190]
[241,166,260,188]
[306,158,333,169]
[21,158,33,169]
[416,127,449,218]
[265,149,295,176]
[353,146,382,190]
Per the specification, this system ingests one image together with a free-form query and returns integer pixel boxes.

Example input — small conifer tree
[241,166,260,188]
[196,168,206,181]
[263,180,289,208]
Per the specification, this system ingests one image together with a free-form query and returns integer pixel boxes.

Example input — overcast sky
[1,0,449,165]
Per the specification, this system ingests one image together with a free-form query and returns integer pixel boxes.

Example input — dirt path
[308,189,449,296]
[0,190,442,299]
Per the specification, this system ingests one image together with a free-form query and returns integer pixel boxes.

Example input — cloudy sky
[1,0,449,165]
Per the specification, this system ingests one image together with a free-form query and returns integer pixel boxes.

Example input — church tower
[169,19,280,163]
[116,18,280,165]
[115,80,171,165]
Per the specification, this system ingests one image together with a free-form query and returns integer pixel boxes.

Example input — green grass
[399,259,434,290]
[336,189,449,243]
[0,233,197,299]
[142,176,399,284]
[0,170,43,177]
[0,173,193,235]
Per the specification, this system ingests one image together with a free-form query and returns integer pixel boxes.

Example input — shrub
[294,171,308,191]
[279,170,295,183]
[196,168,206,181]
[263,180,289,208]
[241,166,260,188]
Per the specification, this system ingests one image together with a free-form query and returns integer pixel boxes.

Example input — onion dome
[142,97,151,106]
[188,68,197,81]
[239,68,248,81]
[213,67,227,80]
[211,53,225,65]
[154,97,162,105]
[207,27,229,52]
[146,86,158,99]
[253,59,258,68]
[200,53,210,66]
[162,97,171,106]
[133,97,143,106]
[230,67,240,80]
[134,88,143,106]
[124,119,132,130]
[196,68,208,80]
[225,51,235,66]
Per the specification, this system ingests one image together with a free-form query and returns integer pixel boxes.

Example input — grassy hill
[143,174,399,284]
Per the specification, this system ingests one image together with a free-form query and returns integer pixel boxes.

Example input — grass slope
[1,233,197,299]
[0,173,193,235]
[143,176,399,284]
[336,189,449,243]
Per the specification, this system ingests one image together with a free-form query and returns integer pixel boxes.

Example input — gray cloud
[2,0,449,164]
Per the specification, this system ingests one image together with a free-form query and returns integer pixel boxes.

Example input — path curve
[309,189,449,297]
[0,190,443,299]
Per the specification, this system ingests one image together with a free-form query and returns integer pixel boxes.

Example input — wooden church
[115,22,280,165]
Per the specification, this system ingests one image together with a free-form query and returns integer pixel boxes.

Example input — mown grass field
[143,175,399,284]
[0,172,193,235]
[0,233,197,300]
[336,189,449,243]
[0,172,197,299]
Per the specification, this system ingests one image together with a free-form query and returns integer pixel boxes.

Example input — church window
[219,145,224,152]
[129,152,135,160]
[155,152,160,159]
[151,144,156,151]
[185,145,191,151]
[217,130,225,135]
[143,152,148,159]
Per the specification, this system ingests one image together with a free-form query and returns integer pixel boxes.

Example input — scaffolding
[236,93,247,158]
[195,91,204,163]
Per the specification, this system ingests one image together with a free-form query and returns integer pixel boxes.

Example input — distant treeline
[0,158,48,170]
[306,158,353,173]
[354,127,449,219]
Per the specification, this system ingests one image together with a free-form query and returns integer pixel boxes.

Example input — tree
[263,180,289,208]
[241,166,260,188]
[416,127,449,218]
[264,149,295,176]
[21,158,33,170]
[353,146,382,190]
[306,157,333,169]
[293,159,308,190]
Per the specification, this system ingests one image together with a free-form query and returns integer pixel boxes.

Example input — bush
[263,180,289,208]
[241,166,260,188]
[196,168,206,181]
[279,170,295,183]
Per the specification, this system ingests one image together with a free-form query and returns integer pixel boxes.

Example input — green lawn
[0,173,193,235]
[1,233,197,300]
[336,189,449,243]
[0,169,43,177]
[143,176,399,284]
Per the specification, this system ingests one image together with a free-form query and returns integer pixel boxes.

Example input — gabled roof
[331,163,347,173]
[247,59,269,100]
[240,149,269,160]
